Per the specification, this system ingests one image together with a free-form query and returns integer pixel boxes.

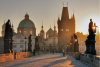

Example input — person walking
[63,49,65,56]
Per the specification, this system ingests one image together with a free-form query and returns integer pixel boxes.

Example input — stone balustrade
[0,53,14,63]
[68,52,100,67]
[16,52,32,59]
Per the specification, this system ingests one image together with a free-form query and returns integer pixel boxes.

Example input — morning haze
[0,0,99,36]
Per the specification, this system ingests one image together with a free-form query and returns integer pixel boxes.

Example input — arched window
[24,30,27,34]
[19,30,21,33]
[30,30,32,34]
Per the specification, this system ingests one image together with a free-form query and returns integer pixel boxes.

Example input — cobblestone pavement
[0,53,89,67]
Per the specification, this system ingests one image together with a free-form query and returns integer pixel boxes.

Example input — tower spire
[63,2,64,7]
[67,2,68,7]
[41,20,43,29]
[73,9,75,19]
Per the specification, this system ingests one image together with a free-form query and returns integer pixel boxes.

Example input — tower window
[24,30,27,34]
[60,29,63,31]
[19,30,21,33]
[66,29,69,31]
[30,30,32,34]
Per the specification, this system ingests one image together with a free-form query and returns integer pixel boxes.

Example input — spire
[61,5,69,21]
[54,21,56,31]
[41,20,43,29]
[63,2,64,7]
[12,21,14,27]
[67,2,68,7]
[73,9,75,20]
[50,24,51,28]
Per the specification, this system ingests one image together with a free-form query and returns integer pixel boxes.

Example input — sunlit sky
[0,0,100,36]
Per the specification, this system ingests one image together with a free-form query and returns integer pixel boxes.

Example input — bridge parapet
[68,52,100,67]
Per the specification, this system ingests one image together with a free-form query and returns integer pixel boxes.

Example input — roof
[46,28,54,33]
[18,19,35,28]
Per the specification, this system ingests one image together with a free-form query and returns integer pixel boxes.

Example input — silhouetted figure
[33,49,35,56]
[85,19,97,55]
[4,19,13,53]
[74,34,79,52]
[28,34,32,52]
[34,36,40,54]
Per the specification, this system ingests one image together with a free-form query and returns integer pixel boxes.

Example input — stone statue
[85,19,97,55]
[4,19,13,53]
[28,34,32,52]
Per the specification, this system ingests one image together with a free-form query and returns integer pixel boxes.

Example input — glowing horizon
[0,0,99,37]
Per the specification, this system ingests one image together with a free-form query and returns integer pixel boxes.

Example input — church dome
[18,13,35,28]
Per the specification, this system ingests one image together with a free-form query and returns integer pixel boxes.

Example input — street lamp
[75,39,77,42]
[24,37,27,52]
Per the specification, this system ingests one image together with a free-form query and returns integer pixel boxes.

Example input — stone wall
[16,52,32,59]
[0,53,14,63]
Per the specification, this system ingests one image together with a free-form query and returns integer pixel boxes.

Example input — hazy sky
[0,0,100,36]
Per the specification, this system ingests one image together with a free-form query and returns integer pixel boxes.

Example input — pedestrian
[63,49,65,56]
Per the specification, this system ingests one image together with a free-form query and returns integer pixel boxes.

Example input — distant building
[75,32,87,53]
[12,13,36,52]
[57,5,75,51]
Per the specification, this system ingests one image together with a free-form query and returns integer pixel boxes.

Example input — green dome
[18,19,35,28]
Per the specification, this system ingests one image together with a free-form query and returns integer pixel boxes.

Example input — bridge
[0,53,90,67]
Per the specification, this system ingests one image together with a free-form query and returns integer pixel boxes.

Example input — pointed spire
[12,21,14,27]
[54,21,56,28]
[63,2,64,7]
[67,2,68,7]
[73,9,75,19]
[41,20,43,29]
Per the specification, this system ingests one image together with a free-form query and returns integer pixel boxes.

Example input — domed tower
[18,13,36,36]
[1,20,6,37]
[40,21,45,38]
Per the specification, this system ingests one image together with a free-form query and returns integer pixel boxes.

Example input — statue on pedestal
[85,19,97,55]
[4,19,13,53]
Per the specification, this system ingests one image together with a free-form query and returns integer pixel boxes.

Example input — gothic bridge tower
[58,3,75,51]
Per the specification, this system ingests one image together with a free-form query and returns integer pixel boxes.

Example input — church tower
[40,21,45,38]
[58,3,75,51]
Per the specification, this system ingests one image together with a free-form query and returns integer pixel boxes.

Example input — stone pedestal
[85,40,96,55]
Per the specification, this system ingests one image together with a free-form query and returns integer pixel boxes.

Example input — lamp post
[24,37,27,52]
